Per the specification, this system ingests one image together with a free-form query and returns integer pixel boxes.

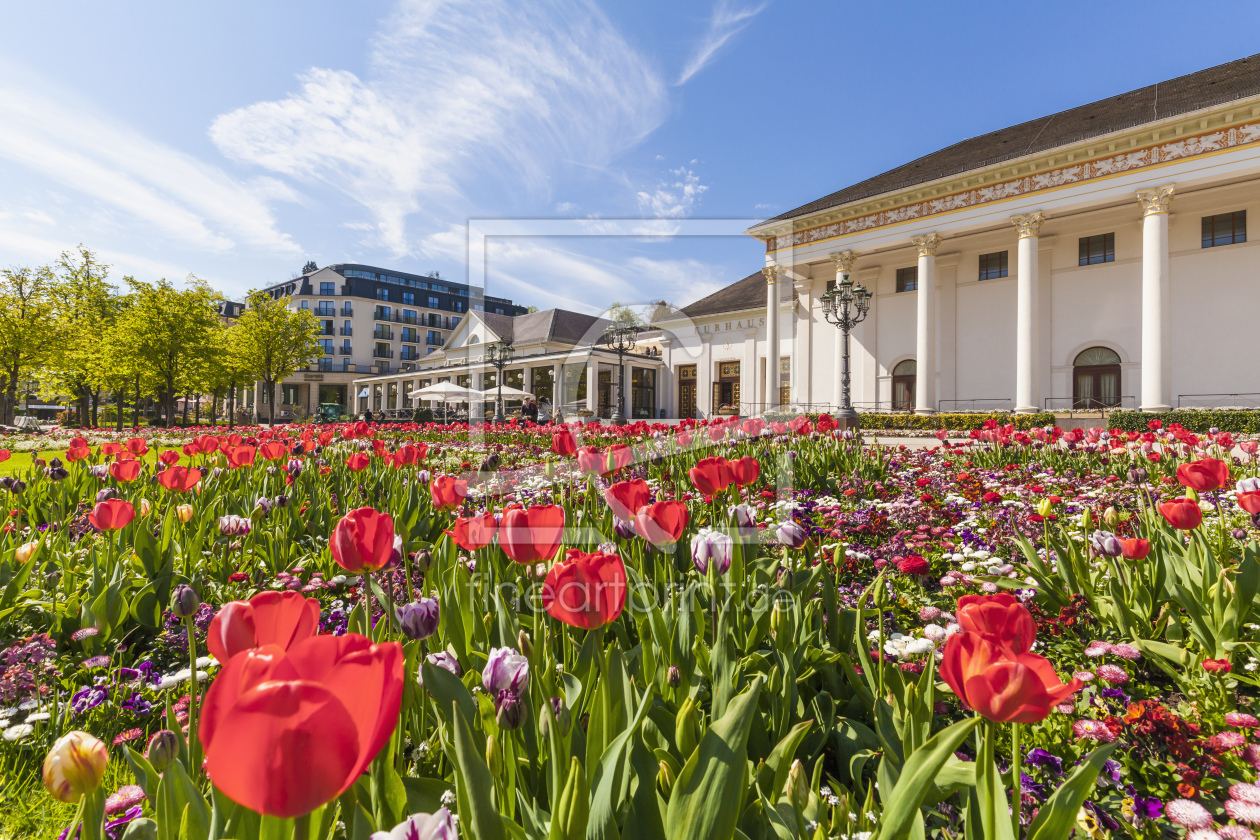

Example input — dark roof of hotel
[681,271,792,319]
[760,53,1260,226]
[482,309,611,346]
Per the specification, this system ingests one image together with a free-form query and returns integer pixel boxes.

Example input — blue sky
[3,0,1260,313]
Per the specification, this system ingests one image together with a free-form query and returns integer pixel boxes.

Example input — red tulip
[195,435,219,454]
[65,444,91,463]
[0,449,8,462]
[1238,492,1260,516]
[730,456,760,487]
[576,447,604,476]
[126,438,149,456]
[1159,498,1203,530]
[182,443,199,457]
[89,499,135,531]
[330,507,396,573]
[815,414,838,433]
[605,444,633,475]
[552,430,578,458]
[159,450,180,466]
[500,505,565,564]
[1176,457,1231,492]
[689,456,734,496]
[206,591,321,663]
[447,512,498,551]
[604,479,651,521]
[633,501,689,548]
[393,443,425,466]
[345,453,370,472]
[940,633,1082,723]
[110,460,142,483]
[157,465,200,492]
[99,443,122,457]
[198,634,403,818]
[430,476,468,512]
[542,549,627,630]
[955,593,1036,657]
[260,441,287,461]
[228,446,257,469]
[1119,537,1151,560]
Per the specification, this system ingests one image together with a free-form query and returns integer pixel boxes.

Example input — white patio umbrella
[408,382,477,401]
[477,385,533,399]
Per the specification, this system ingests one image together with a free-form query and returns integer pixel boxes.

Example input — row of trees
[0,247,324,428]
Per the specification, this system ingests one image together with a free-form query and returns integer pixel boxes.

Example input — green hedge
[858,412,1057,432]
[1106,409,1260,433]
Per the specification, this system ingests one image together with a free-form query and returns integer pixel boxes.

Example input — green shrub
[858,412,1057,432]
[1107,409,1260,433]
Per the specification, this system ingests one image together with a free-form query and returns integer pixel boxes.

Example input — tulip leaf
[166,757,210,840]
[452,700,508,840]
[869,717,979,840]
[664,676,763,840]
[121,745,159,802]
[1025,742,1119,840]
[548,757,589,840]
[587,683,657,840]
[621,733,667,840]
[760,719,813,801]
[710,597,740,721]
[422,658,478,741]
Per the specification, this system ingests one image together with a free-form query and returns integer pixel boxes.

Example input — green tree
[0,266,57,425]
[123,276,224,426]
[606,301,645,326]
[229,290,322,426]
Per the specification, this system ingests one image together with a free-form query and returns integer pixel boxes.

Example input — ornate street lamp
[485,338,514,423]
[600,321,639,425]
[820,268,873,427]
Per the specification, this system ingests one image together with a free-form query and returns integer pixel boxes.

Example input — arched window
[892,359,916,411]
[1073,347,1121,409]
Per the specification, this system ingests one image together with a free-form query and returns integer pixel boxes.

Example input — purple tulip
[1090,530,1123,557]
[418,651,461,688]
[776,520,807,549]
[483,646,529,695]
[690,529,733,575]
[396,598,439,640]
[371,807,459,840]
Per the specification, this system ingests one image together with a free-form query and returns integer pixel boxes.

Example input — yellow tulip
[176,504,194,523]
[42,731,107,803]
[14,541,37,564]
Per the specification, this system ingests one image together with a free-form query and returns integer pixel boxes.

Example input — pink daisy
[1072,719,1116,743]
[919,606,942,621]
[1219,826,1257,840]
[1084,640,1112,658]
[1165,798,1214,829]
[1110,643,1142,660]
[1227,712,1260,729]
[1073,670,1096,682]
[105,785,147,816]
[1055,702,1075,714]
[1232,783,1260,804]
[1245,744,1260,769]
[1226,798,1260,825]
[71,627,100,641]
[1211,731,1248,750]
[112,728,144,746]
[1096,663,1130,685]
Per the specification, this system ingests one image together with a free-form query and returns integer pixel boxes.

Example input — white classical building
[656,53,1260,418]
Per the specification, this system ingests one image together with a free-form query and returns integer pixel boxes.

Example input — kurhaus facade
[657,53,1260,418]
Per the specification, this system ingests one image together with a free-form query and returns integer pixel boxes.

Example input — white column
[829,250,857,409]
[552,362,564,410]
[762,265,782,411]
[1139,184,1175,412]
[910,233,941,414]
[586,358,599,415]
[698,336,713,417]
[1011,211,1045,413]
[741,330,758,415]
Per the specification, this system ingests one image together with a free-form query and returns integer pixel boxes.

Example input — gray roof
[482,309,612,346]
[681,271,791,319]
[762,53,1260,226]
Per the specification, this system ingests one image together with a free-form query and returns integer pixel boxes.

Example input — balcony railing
[319,327,334,336]
[315,306,336,317]
[338,346,352,355]
[340,326,353,336]
[341,304,354,316]
[1044,396,1136,414]
[937,398,1013,413]
[374,349,394,359]
[373,329,394,341]
[1177,392,1260,409]
[342,362,357,373]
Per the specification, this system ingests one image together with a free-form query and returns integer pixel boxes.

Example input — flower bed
[0,417,1259,839]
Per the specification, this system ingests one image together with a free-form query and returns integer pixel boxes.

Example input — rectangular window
[978,250,1009,280]
[1202,211,1246,248]
[1078,233,1115,265]
[375,287,390,301]
[896,266,918,293]
[402,292,415,305]
[428,296,440,309]
[318,339,333,355]
[320,282,335,295]
[282,385,301,404]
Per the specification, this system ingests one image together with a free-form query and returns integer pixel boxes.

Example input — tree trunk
[90,389,100,428]
[228,383,235,430]
[115,389,124,432]
[165,378,176,429]
[132,376,141,428]
[194,394,201,426]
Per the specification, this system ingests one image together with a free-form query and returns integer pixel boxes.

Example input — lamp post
[601,321,639,426]
[485,338,514,423]
[820,269,873,428]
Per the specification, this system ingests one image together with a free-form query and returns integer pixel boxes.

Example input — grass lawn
[0,447,193,476]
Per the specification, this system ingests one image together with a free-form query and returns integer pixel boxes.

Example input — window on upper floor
[895,267,917,293]
[320,281,335,295]
[403,292,414,305]
[376,287,390,301]
[428,296,440,309]
[1202,211,1246,248]
[978,251,1008,280]
[1078,233,1115,266]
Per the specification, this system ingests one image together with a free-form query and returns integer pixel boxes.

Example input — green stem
[293,812,312,840]
[185,615,201,779]
[1010,722,1022,835]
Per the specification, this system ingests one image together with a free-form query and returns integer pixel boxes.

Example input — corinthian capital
[829,250,857,273]
[761,264,783,285]
[910,233,942,257]
[1010,210,1045,239]
[1137,184,1175,215]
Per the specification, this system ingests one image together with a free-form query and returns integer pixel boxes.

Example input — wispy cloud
[637,168,708,218]
[676,0,769,86]
[0,72,300,256]
[211,0,668,257]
